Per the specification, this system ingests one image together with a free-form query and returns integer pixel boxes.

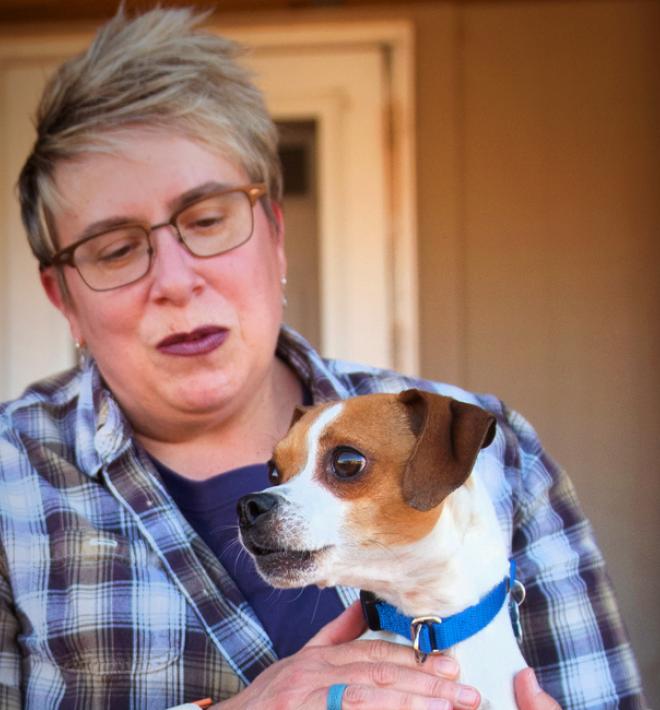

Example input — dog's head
[237,389,496,590]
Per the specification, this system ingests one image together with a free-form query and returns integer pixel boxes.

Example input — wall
[458,3,660,701]
[425,1,659,699]
[1,0,658,701]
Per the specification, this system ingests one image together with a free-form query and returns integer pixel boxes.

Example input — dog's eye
[267,459,281,485]
[331,447,367,479]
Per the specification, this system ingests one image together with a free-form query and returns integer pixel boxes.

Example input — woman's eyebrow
[76,216,139,242]
[167,181,232,212]
[74,182,233,241]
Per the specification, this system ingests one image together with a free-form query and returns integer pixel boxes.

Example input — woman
[0,7,642,709]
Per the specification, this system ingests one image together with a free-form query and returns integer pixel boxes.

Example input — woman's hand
[215,602,482,709]
[515,668,562,710]
[211,604,561,709]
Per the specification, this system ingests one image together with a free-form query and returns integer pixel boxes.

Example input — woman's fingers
[308,680,478,710]
[217,607,483,709]
[315,633,459,680]
[306,607,481,707]
[317,660,479,708]
[307,601,366,646]
[309,685,453,710]
[514,668,562,710]
[303,636,481,709]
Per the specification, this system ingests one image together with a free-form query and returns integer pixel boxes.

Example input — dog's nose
[237,493,278,528]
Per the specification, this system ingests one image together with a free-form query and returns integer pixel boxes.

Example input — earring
[280,275,288,308]
[75,340,87,369]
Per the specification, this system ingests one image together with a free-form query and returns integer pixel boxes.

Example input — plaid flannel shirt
[0,326,645,708]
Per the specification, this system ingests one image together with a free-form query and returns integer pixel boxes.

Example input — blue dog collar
[361,559,523,662]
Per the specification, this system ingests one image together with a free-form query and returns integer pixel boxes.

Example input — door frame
[225,20,418,373]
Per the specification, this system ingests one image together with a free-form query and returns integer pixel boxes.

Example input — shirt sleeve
[503,404,647,709]
[0,553,22,710]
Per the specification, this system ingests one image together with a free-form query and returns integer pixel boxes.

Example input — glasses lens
[73,227,151,290]
[177,190,254,257]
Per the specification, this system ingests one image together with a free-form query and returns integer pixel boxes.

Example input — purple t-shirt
[154,460,345,658]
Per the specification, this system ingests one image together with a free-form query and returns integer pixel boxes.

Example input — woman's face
[42,129,287,439]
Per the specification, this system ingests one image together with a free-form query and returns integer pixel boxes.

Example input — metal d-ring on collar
[410,615,443,663]
[507,560,526,643]
[361,559,526,663]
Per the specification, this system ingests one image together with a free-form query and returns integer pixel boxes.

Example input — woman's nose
[148,227,205,303]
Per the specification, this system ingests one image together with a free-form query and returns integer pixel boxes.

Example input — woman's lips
[157,326,228,356]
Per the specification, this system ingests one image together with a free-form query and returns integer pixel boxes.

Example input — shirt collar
[277,325,352,403]
[74,357,133,478]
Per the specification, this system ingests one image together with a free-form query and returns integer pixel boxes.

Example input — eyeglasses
[45,183,267,291]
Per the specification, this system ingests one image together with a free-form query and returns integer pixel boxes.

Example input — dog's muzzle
[237,492,278,530]
[236,492,282,555]
[237,491,330,587]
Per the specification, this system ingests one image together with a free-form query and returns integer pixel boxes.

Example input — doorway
[278,119,321,351]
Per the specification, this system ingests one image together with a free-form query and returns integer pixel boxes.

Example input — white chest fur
[359,468,527,709]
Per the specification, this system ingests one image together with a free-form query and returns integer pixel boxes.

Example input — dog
[237,389,528,708]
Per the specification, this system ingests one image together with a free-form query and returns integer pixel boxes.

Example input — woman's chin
[166,379,240,416]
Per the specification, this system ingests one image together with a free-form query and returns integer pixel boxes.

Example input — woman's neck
[133,358,304,480]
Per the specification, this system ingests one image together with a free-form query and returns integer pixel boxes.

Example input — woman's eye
[94,234,144,264]
[182,210,228,234]
[99,244,134,262]
[194,215,224,229]
[331,447,367,479]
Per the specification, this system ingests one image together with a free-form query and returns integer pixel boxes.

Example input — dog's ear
[289,405,311,429]
[398,389,496,511]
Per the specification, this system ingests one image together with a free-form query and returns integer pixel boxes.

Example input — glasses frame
[44,183,268,292]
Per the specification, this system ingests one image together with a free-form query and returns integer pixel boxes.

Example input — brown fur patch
[344,487,445,547]
[307,394,445,544]
[273,401,336,483]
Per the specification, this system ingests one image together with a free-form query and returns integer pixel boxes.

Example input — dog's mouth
[248,541,330,564]
[245,540,332,587]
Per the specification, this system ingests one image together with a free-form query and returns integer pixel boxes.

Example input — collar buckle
[410,615,442,664]
[360,590,382,631]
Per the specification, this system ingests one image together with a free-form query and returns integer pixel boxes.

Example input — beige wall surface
[1,0,658,702]
[458,3,659,701]
[421,0,660,700]
[412,1,659,700]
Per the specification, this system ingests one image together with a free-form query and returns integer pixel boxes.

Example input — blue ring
[327,683,348,710]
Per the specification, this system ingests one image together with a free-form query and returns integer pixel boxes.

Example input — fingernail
[430,700,451,710]
[432,655,459,677]
[456,686,480,708]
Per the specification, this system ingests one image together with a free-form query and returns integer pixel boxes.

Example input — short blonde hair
[18,6,282,266]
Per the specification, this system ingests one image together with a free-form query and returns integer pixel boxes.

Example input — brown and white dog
[237,389,527,708]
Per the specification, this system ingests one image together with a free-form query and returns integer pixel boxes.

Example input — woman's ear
[40,266,66,312]
[270,200,285,241]
[269,200,287,277]
[39,266,83,344]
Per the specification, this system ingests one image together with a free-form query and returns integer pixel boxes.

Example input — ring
[327,683,348,710]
